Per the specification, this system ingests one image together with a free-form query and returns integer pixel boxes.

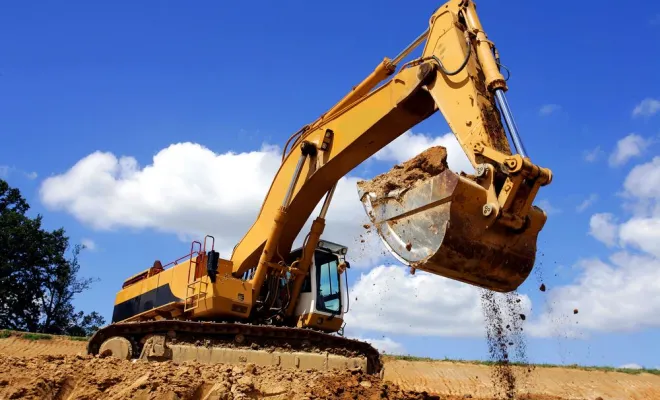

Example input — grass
[0,329,63,341]
[384,354,660,376]
[20,333,52,341]
[67,336,89,342]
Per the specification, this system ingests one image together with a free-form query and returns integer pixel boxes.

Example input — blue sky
[2,0,660,369]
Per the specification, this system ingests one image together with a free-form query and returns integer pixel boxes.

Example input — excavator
[88,0,552,374]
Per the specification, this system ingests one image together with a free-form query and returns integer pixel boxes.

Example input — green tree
[0,179,105,335]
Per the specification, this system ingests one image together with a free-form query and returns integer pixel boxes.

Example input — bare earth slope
[384,359,660,400]
[1,336,659,399]
[0,335,86,357]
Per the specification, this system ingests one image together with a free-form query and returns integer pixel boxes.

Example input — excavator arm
[230,0,551,309]
[89,0,553,373]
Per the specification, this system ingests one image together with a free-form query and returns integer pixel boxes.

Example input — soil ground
[1,335,659,399]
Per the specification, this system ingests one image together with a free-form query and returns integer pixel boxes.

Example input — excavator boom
[90,0,552,376]
[230,0,551,295]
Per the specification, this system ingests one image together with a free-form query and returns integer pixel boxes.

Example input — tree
[0,179,106,335]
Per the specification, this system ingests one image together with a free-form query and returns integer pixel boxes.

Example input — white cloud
[619,363,643,369]
[530,156,660,337]
[623,157,660,200]
[619,218,660,258]
[608,134,650,167]
[344,265,531,338]
[39,132,469,267]
[81,238,97,251]
[39,142,385,265]
[576,193,598,213]
[374,131,473,173]
[355,336,405,355]
[536,199,561,215]
[589,213,618,247]
[40,143,280,254]
[632,98,660,118]
[0,165,36,180]
[583,146,603,163]
[528,252,660,337]
[539,104,561,116]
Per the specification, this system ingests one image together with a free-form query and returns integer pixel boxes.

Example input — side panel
[111,261,190,323]
[112,279,145,323]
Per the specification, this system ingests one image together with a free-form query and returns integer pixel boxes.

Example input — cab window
[315,250,341,314]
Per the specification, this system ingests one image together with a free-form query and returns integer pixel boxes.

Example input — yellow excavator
[88,0,552,374]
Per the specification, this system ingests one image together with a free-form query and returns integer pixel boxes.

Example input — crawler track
[87,320,382,373]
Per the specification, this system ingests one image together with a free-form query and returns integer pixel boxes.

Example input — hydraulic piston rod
[494,89,527,158]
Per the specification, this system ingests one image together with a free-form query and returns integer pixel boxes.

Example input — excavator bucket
[357,147,546,292]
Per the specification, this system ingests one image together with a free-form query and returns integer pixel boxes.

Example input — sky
[2,0,660,370]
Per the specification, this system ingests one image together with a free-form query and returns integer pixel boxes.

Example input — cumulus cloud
[530,156,660,337]
[632,98,660,118]
[39,142,387,265]
[623,157,660,201]
[40,143,280,254]
[608,134,651,167]
[576,193,598,213]
[40,131,464,267]
[539,104,561,116]
[528,251,660,337]
[619,218,660,258]
[344,265,531,338]
[374,131,473,173]
[589,213,618,247]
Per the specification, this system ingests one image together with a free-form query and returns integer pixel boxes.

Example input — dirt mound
[0,353,443,400]
[358,146,448,196]
[0,353,578,400]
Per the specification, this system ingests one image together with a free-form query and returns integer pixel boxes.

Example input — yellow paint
[113,255,253,322]
[297,313,344,333]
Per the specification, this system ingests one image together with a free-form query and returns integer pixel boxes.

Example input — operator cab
[288,240,350,332]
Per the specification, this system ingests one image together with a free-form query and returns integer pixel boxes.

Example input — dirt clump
[358,146,448,197]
